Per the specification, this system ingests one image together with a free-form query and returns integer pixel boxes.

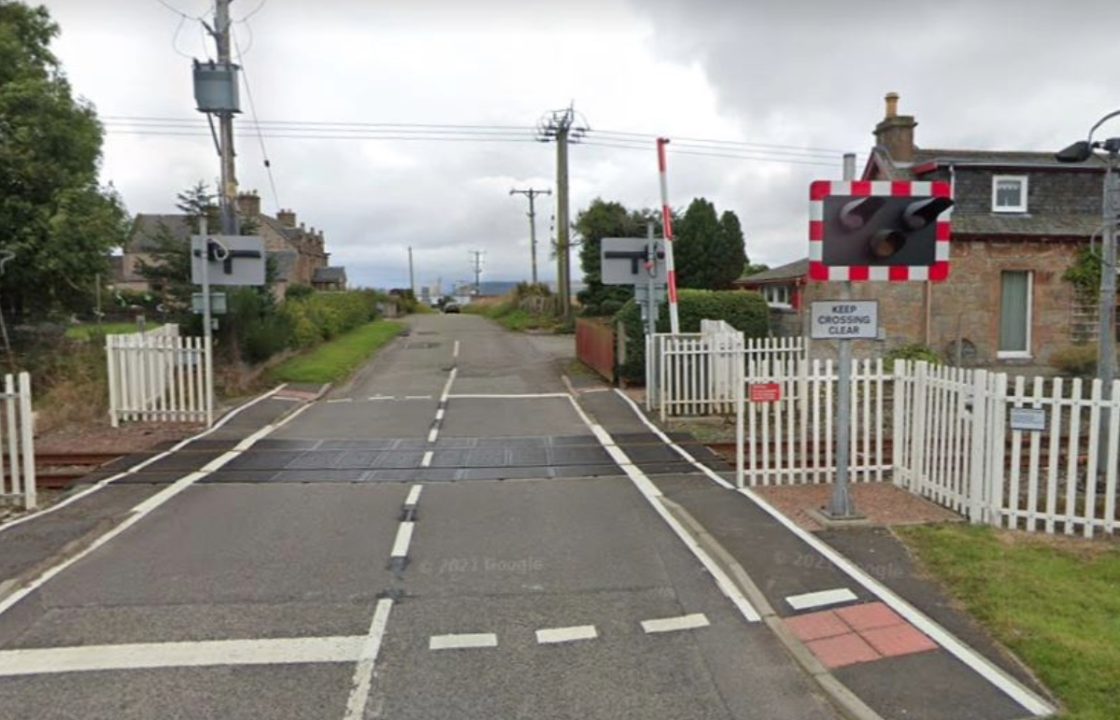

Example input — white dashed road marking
[429,633,498,651]
[420,451,434,468]
[426,427,439,443]
[535,625,598,645]
[640,613,710,634]
[405,485,423,506]
[390,522,415,559]
[785,588,858,611]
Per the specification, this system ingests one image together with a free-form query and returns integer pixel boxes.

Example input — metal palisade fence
[0,372,36,509]
[106,324,213,427]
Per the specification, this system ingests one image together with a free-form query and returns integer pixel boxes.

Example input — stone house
[737,94,1107,371]
[115,191,348,300]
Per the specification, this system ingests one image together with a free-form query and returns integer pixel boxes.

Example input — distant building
[115,191,348,299]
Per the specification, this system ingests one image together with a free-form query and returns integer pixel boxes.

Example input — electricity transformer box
[193,60,241,114]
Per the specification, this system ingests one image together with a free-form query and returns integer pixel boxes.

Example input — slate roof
[872,147,1108,180]
[951,214,1103,237]
[128,215,192,252]
[313,266,347,284]
[735,258,808,285]
[269,250,299,283]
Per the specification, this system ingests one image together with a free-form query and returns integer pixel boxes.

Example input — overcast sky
[40,0,1120,291]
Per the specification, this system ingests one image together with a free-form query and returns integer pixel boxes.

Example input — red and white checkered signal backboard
[808,180,952,282]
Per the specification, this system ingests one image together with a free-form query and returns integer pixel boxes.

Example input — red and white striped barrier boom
[657,138,681,334]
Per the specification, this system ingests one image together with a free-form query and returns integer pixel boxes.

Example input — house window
[992,175,1028,213]
[762,284,792,308]
[998,271,1032,358]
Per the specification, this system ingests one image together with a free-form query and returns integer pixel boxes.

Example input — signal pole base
[807,507,870,528]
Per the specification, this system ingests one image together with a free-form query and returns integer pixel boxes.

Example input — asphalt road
[0,314,839,719]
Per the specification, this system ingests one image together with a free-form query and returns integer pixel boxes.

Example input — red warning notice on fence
[749,383,781,403]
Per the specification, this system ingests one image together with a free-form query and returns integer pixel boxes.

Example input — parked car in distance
[443,303,461,314]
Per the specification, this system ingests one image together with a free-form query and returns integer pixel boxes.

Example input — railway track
[29,453,125,489]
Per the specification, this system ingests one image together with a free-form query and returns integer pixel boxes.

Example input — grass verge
[465,298,568,333]
[896,524,1120,720]
[267,320,404,384]
[64,322,160,340]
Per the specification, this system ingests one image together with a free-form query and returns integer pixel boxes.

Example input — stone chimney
[873,92,917,163]
[277,209,296,228]
[236,191,261,219]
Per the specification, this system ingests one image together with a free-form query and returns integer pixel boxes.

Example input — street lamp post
[1057,111,1120,466]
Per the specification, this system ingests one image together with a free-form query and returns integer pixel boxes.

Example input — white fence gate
[739,357,891,486]
[0,372,36,509]
[649,330,803,419]
[894,361,1120,538]
[107,325,212,427]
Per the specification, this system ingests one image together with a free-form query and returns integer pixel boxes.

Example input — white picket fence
[0,372,36,509]
[740,357,890,486]
[106,325,212,427]
[648,329,803,419]
[894,361,1120,538]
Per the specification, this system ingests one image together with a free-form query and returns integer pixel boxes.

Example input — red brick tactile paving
[861,623,939,658]
[784,602,938,669]
[786,611,851,642]
[835,601,905,632]
[806,633,881,669]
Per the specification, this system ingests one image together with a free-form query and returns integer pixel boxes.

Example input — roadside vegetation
[267,320,404,384]
[465,283,571,333]
[64,322,160,341]
[897,524,1119,720]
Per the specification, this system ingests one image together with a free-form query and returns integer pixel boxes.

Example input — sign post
[808,170,953,520]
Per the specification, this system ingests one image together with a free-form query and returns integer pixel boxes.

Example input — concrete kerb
[661,496,884,720]
[611,388,1057,719]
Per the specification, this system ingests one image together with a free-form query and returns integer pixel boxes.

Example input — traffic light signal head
[809,180,953,282]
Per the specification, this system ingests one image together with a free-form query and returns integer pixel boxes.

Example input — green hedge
[279,290,381,349]
[615,289,770,383]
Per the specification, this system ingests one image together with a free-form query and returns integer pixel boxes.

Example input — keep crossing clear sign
[810,301,879,340]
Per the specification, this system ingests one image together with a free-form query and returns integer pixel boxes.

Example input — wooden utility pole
[539,106,584,319]
[214,0,238,235]
[510,188,551,285]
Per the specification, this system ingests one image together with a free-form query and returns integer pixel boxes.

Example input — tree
[674,198,721,289]
[575,198,660,315]
[674,199,747,290]
[0,2,129,319]
[713,210,747,289]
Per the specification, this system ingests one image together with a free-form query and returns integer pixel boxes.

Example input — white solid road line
[326,398,353,404]
[0,636,367,677]
[0,383,289,535]
[0,401,316,618]
[420,450,434,468]
[429,633,498,651]
[641,613,710,634]
[562,387,761,624]
[614,389,1055,718]
[446,393,571,400]
[535,625,598,645]
[390,522,415,558]
[342,597,394,720]
[785,588,859,611]
[405,484,424,506]
[405,395,433,400]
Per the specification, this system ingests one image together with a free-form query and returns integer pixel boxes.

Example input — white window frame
[762,284,792,309]
[997,270,1033,359]
[992,175,1029,213]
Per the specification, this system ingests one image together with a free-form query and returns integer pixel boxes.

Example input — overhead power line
[233,26,280,211]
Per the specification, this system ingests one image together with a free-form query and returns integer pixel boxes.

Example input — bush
[1050,345,1097,378]
[615,289,770,383]
[884,343,942,371]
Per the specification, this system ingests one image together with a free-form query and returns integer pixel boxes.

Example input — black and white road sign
[191,235,266,286]
[810,300,879,340]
